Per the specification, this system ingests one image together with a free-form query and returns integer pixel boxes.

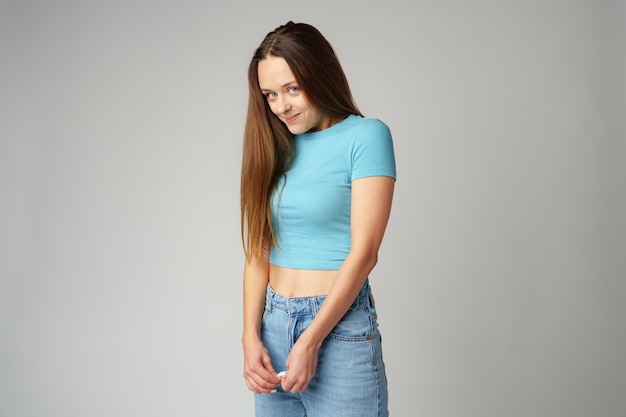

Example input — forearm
[241,250,282,392]
[242,256,270,343]
[296,249,378,348]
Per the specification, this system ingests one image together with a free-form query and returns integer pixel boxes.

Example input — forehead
[257,56,296,89]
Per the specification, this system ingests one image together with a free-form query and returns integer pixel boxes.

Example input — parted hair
[241,21,362,261]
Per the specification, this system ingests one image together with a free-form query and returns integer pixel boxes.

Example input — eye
[287,86,299,94]
[265,92,277,100]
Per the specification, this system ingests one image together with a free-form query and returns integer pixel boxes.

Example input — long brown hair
[241,21,362,261]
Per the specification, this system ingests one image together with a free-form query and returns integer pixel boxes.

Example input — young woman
[241,21,396,417]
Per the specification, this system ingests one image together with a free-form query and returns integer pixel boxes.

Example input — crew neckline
[295,114,359,140]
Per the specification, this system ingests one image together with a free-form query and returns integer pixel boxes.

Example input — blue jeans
[255,280,389,417]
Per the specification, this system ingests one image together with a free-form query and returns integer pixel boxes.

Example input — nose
[276,95,291,114]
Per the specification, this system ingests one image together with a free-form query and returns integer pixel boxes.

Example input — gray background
[1,0,625,416]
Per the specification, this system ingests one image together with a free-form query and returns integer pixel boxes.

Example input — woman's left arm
[281,175,395,393]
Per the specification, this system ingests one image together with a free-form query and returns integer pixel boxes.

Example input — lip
[284,113,300,124]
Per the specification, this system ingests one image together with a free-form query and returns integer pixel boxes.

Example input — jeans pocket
[328,308,374,342]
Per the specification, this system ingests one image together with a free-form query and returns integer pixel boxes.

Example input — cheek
[295,97,310,111]
[266,101,279,116]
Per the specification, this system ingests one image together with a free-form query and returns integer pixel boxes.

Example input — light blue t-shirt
[269,114,396,270]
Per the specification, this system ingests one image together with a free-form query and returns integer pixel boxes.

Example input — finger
[288,382,303,395]
[246,374,278,391]
[282,374,311,394]
[245,364,280,391]
[258,363,281,385]
[245,372,278,394]
[291,380,309,394]
[261,355,276,374]
[281,375,299,394]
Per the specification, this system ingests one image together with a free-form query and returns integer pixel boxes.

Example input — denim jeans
[255,280,389,417]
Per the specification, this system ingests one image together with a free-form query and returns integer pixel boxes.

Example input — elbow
[364,250,379,272]
[348,244,380,272]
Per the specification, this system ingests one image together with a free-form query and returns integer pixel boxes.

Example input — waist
[265,279,372,316]
[269,264,337,297]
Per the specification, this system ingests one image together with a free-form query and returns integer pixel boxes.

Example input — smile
[284,114,300,123]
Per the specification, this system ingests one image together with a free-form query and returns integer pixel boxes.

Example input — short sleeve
[351,118,397,181]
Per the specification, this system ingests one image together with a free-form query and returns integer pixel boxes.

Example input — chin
[287,126,305,134]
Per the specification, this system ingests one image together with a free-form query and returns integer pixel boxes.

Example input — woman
[241,21,396,417]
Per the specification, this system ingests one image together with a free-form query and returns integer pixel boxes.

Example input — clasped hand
[244,338,319,394]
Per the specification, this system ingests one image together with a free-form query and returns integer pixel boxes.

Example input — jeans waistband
[265,279,373,316]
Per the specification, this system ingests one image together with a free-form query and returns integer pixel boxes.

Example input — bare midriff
[269,264,338,297]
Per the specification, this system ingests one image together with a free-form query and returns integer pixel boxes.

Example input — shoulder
[349,116,395,157]
[344,114,389,129]
[349,116,396,179]
[347,116,393,147]
[347,116,391,139]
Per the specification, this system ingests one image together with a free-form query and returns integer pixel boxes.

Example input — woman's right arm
[242,246,281,393]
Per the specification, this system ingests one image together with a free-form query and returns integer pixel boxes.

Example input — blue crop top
[269,114,396,270]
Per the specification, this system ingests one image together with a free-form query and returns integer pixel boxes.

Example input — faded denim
[255,280,389,417]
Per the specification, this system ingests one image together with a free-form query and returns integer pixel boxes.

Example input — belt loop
[265,286,273,314]
[367,284,376,313]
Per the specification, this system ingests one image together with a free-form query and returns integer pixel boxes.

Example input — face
[257,55,333,134]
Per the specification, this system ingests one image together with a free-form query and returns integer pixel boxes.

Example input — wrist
[241,329,262,345]
[297,330,324,351]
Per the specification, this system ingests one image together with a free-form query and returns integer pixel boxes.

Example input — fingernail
[277,371,286,377]
[270,389,277,394]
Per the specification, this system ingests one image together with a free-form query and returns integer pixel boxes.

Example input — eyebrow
[260,81,298,93]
